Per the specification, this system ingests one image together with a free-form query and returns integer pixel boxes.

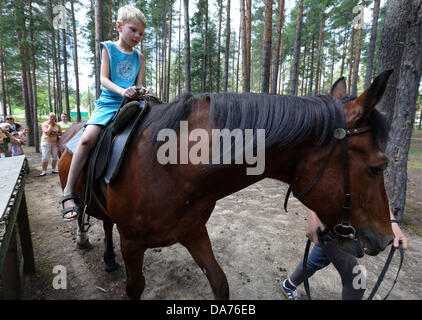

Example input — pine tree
[289,0,304,95]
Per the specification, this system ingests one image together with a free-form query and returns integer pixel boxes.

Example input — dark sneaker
[282,279,300,300]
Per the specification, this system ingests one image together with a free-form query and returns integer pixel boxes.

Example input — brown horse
[58,70,395,300]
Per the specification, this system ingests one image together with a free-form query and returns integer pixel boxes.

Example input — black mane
[138,92,388,153]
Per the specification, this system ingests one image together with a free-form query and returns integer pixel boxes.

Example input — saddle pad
[104,100,148,184]
[63,128,84,155]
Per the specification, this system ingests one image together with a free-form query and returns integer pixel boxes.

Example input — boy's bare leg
[62,124,102,219]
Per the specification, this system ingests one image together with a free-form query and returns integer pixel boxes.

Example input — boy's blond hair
[117,5,147,27]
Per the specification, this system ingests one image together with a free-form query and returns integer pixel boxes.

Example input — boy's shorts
[41,141,59,162]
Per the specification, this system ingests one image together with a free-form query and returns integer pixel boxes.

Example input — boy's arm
[100,47,137,98]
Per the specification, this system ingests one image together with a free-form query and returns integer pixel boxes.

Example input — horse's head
[293,70,394,258]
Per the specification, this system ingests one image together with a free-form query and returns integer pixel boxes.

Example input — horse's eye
[369,164,387,176]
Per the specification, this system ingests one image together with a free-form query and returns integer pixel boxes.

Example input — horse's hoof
[105,262,120,273]
[126,285,142,300]
[76,238,93,250]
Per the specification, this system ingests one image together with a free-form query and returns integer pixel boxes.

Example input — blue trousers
[290,240,365,300]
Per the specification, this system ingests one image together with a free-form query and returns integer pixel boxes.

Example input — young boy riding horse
[59,5,150,220]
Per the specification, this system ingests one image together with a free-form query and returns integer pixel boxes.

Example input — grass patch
[409,149,422,157]
[408,162,422,169]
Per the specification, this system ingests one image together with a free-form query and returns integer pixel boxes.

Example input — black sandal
[59,193,81,222]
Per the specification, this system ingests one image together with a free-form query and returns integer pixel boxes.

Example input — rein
[303,238,404,300]
[284,123,404,300]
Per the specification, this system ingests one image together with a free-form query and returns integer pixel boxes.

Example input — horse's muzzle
[335,226,393,257]
[356,226,394,256]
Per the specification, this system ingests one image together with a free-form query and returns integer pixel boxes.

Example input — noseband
[284,125,370,239]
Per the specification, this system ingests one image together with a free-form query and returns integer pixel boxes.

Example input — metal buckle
[334,223,356,239]
[334,128,347,140]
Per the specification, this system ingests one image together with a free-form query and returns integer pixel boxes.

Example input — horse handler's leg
[120,237,146,300]
[181,227,229,300]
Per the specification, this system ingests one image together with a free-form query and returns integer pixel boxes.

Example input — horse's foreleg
[181,227,229,300]
[120,237,146,300]
[103,219,120,272]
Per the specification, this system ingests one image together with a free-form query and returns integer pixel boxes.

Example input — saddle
[63,93,162,229]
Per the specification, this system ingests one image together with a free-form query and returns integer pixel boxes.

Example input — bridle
[283,110,404,300]
[284,125,371,240]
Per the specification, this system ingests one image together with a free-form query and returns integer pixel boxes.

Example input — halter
[284,124,371,240]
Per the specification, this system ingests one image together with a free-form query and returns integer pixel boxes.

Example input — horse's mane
[139,92,388,153]
[142,92,344,151]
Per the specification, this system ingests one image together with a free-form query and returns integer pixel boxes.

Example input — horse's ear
[355,69,393,117]
[330,77,347,99]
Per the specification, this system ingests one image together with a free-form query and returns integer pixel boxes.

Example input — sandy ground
[18,135,422,301]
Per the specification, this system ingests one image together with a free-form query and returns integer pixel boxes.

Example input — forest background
[0,0,421,223]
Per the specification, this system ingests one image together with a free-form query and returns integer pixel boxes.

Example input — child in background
[9,131,24,156]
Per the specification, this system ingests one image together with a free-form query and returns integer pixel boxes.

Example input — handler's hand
[391,222,408,250]
[306,209,325,245]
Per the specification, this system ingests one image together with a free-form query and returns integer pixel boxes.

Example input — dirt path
[20,145,422,300]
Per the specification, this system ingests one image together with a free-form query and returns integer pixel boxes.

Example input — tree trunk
[347,27,355,94]
[223,0,231,92]
[15,0,34,146]
[29,0,40,153]
[61,0,70,119]
[155,33,158,94]
[47,55,52,113]
[377,0,412,128]
[240,0,250,92]
[246,0,252,85]
[300,42,307,96]
[108,0,113,40]
[216,0,223,93]
[385,0,422,223]
[308,33,315,94]
[351,0,364,96]
[236,24,241,93]
[364,0,381,89]
[167,5,172,101]
[340,29,349,76]
[271,0,285,94]
[261,0,272,93]
[201,1,208,93]
[177,0,182,96]
[95,0,104,99]
[71,1,81,122]
[314,9,325,94]
[289,0,304,95]
[183,0,191,92]
[0,8,7,119]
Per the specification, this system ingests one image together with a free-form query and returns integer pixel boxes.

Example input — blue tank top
[96,41,140,106]
[88,41,140,126]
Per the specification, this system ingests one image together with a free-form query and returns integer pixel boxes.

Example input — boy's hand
[121,86,138,99]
